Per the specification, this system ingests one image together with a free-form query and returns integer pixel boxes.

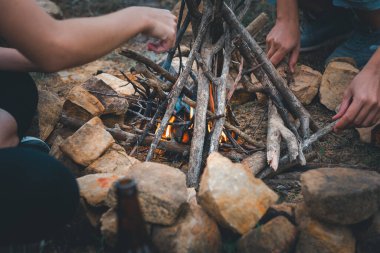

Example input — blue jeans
[268,0,380,11]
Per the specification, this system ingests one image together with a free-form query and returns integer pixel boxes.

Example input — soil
[33,1,380,252]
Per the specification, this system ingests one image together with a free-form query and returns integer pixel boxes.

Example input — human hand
[266,19,300,73]
[333,67,380,132]
[138,7,177,53]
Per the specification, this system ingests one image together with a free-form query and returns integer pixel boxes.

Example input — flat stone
[77,173,123,207]
[301,167,380,224]
[37,0,63,19]
[82,77,128,116]
[60,117,115,166]
[96,73,136,97]
[238,216,297,253]
[198,152,278,235]
[106,162,188,225]
[319,61,359,111]
[152,188,222,253]
[63,85,105,122]
[290,65,322,105]
[86,144,140,175]
[295,203,355,253]
[37,90,63,140]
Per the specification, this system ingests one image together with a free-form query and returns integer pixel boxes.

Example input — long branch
[222,4,318,138]
[257,121,336,179]
[145,6,213,161]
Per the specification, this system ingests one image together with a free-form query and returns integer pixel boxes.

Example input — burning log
[59,115,190,157]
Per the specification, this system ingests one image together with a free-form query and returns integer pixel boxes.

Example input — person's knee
[0,108,19,148]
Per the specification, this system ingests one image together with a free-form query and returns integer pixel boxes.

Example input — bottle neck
[117,194,150,249]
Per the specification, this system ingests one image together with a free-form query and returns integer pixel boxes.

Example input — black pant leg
[0,71,38,138]
[0,147,79,245]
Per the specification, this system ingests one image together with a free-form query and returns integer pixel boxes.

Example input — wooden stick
[257,121,336,179]
[245,12,269,36]
[267,100,300,171]
[182,96,265,148]
[145,6,213,161]
[234,37,301,141]
[119,49,177,83]
[209,28,232,154]
[222,4,318,138]
[188,70,209,187]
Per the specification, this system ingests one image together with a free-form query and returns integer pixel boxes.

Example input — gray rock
[37,0,63,19]
[106,162,188,226]
[238,216,298,253]
[301,167,380,225]
[295,203,355,253]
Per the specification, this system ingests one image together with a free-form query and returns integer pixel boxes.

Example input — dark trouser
[0,71,79,245]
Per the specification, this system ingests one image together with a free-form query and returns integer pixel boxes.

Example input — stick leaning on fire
[118,0,335,187]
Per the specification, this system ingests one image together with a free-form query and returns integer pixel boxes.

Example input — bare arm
[0,0,176,72]
[0,47,39,71]
[266,0,300,72]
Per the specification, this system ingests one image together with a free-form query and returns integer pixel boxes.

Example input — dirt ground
[36,1,380,252]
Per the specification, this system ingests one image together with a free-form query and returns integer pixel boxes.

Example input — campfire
[46,1,380,252]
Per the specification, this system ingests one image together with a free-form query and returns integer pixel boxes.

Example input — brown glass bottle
[115,178,155,253]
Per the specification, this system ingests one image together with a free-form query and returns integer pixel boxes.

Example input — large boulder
[198,152,278,235]
[301,167,380,225]
[60,117,115,166]
[290,65,322,105]
[152,188,222,253]
[106,162,188,226]
[238,216,297,253]
[319,61,359,111]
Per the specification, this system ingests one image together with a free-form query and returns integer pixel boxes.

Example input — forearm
[0,48,40,72]
[38,8,148,71]
[0,1,156,72]
[276,0,299,24]
[364,48,380,73]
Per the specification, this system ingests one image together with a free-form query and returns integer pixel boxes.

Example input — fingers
[334,99,362,132]
[361,108,379,127]
[333,90,353,120]
[147,40,171,53]
[269,49,287,66]
[289,44,300,73]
